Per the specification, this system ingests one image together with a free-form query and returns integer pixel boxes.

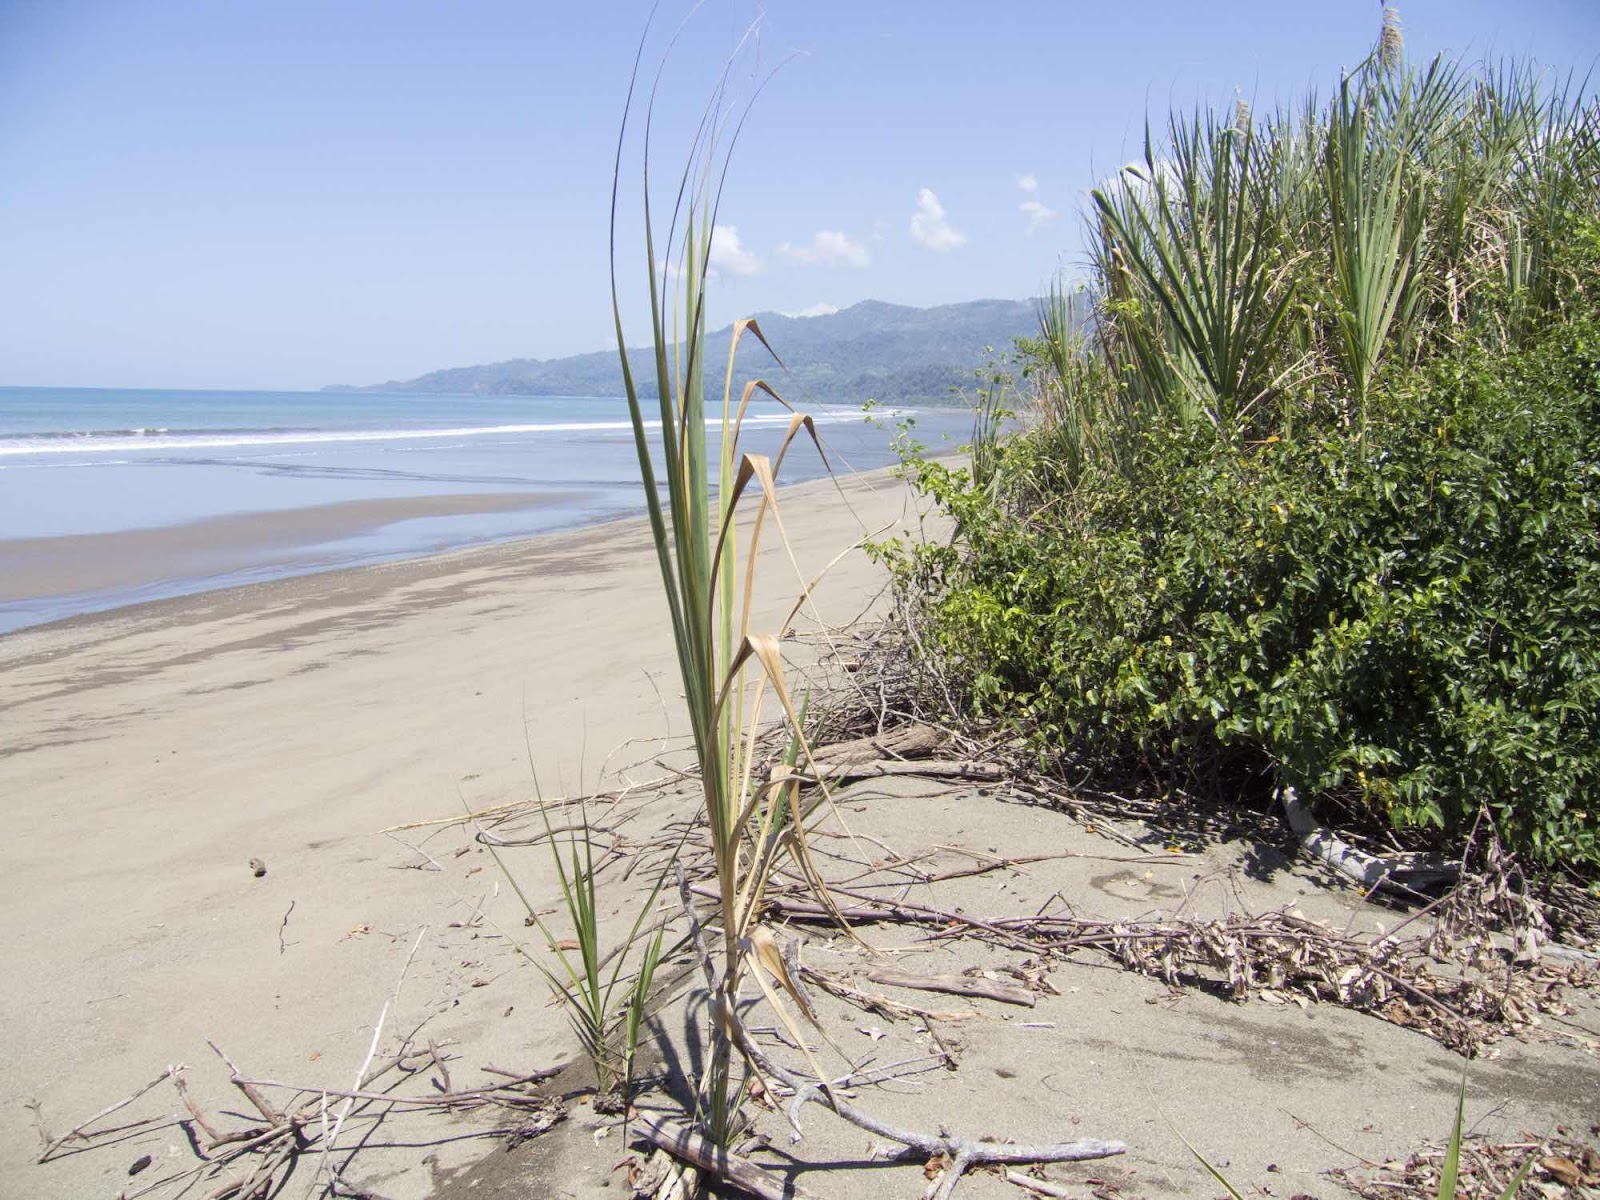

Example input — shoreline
[0,390,970,638]
[0,448,934,638]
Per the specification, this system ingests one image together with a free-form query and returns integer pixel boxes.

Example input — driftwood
[811,723,951,767]
[34,1069,175,1163]
[34,1037,565,1200]
[867,966,1036,1008]
[795,723,1002,784]
[1281,785,1458,895]
[801,966,978,1023]
[1005,1171,1077,1198]
[711,861,1587,1054]
[633,1112,823,1200]
[629,1146,700,1200]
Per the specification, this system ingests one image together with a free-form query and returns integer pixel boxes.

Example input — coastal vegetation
[579,7,1600,1189]
[881,18,1600,875]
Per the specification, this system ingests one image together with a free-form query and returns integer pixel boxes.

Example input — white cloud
[707,223,762,278]
[909,188,965,252]
[782,301,839,318]
[1017,172,1039,193]
[1019,198,1057,234]
[776,230,871,269]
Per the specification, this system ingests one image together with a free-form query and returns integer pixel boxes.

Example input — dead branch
[1282,785,1458,896]
[805,759,1004,784]
[810,724,950,766]
[717,850,1589,1055]
[633,1112,823,1200]
[800,966,977,1023]
[230,1077,563,1110]
[43,1037,566,1200]
[173,1067,222,1145]
[208,1042,284,1125]
[1005,1171,1076,1198]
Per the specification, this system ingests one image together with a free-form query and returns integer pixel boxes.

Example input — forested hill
[328,298,1039,405]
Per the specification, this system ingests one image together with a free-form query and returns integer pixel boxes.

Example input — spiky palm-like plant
[1091,107,1298,433]
[608,31,838,1146]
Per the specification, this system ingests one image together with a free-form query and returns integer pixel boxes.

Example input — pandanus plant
[607,32,840,1145]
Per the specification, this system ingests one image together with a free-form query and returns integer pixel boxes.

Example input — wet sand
[0,490,586,631]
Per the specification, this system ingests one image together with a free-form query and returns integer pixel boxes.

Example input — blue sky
[2,1,1596,390]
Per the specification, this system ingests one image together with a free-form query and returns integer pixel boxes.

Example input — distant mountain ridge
[328,298,1041,405]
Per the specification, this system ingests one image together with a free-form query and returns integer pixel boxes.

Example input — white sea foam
[0,409,876,457]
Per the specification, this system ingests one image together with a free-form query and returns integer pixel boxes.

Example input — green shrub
[888,312,1600,869]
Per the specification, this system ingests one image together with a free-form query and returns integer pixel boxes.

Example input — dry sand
[2,465,1596,1200]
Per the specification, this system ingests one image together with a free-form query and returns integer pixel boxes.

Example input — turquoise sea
[0,387,969,633]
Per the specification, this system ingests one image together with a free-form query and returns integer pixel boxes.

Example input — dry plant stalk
[1334,1128,1598,1199]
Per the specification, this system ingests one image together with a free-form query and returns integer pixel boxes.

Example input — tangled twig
[33,1038,565,1199]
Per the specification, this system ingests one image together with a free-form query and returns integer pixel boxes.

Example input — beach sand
[0,466,913,1198]
[4,463,1596,1200]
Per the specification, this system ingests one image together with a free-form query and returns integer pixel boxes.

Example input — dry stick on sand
[34,1068,176,1163]
[40,1032,565,1200]
[229,1077,566,1110]
[278,900,296,956]
[319,925,428,1191]
[672,868,1124,1200]
[729,848,1586,1054]
[1004,1170,1078,1198]
[804,759,1005,784]
[865,965,1036,1008]
[208,1041,285,1125]
[800,966,978,1024]
[172,1067,223,1145]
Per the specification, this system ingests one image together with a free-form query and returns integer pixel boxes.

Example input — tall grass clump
[1034,19,1598,468]
[884,12,1600,873]
[608,33,839,1146]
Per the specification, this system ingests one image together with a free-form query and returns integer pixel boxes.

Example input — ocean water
[0,387,970,632]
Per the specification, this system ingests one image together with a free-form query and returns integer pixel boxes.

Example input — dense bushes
[893,313,1599,868]
[883,25,1600,870]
